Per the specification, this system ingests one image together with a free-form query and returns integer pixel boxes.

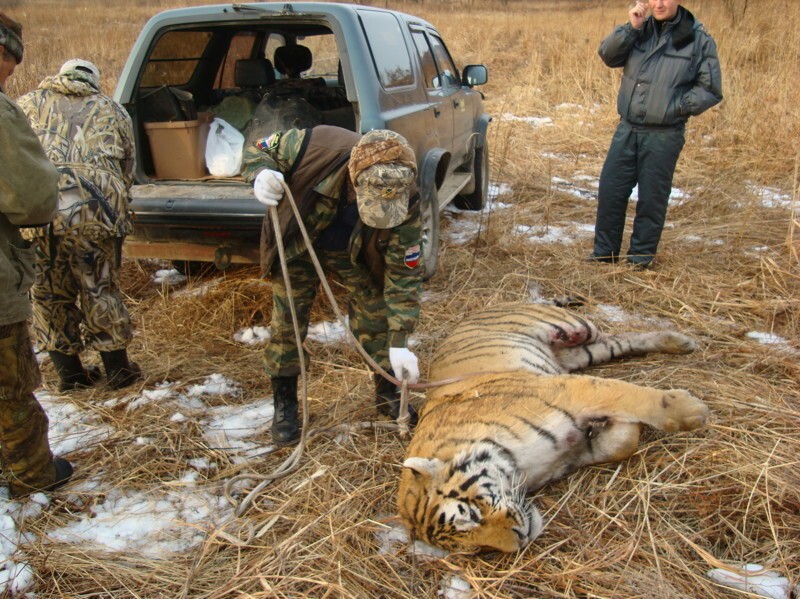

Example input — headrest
[274,45,312,77]
[234,58,275,88]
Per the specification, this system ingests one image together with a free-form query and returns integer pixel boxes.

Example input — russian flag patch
[404,245,421,269]
[256,132,281,151]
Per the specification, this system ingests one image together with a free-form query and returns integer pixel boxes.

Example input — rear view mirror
[462,64,488,87]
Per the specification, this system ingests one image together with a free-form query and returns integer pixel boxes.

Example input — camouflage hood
[16,74,135,240]
[38,73,99,98]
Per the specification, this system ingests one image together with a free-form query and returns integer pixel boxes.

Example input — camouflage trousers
[264,249,389,377]
[0,321,57,497]
[31,234,132,354]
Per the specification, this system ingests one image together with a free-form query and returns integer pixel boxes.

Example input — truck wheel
[420,185,440,280]
[454,140,489,211]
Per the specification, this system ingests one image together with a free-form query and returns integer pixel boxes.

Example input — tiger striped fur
[398,302,709,553]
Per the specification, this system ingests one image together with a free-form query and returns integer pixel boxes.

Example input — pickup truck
[114,2,490,278]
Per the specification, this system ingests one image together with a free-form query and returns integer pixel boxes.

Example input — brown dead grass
[6,0,800,597]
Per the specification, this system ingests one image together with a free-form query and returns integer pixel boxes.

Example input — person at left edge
[0,11,74,498]
[242,125,422,446]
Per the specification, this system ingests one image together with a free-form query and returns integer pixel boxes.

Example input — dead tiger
[398,303,709,553]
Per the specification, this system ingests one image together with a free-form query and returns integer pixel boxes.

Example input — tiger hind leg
[558,376,709,432]
[553,331,697,372]
[574,388,709,469]
[527,374,709,473]
[577,422,643,467]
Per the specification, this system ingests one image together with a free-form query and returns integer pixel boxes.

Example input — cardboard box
[144,112,212,179]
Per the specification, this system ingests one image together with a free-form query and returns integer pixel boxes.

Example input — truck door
[410,29,454,154]
[427,33,474,168]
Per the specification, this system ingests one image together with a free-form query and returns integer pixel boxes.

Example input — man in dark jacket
[242,126,421,445]
[590,0,723,267]
[1,11,74,498]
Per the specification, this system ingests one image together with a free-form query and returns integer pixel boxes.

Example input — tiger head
[398,444,544,553]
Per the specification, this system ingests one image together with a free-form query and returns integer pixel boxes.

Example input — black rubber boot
[271,376,300,446]
[49,351,102,392]
[50,457,74,491]
[9,457,74,499]
[375,373,418,428]
[100,349,143,390]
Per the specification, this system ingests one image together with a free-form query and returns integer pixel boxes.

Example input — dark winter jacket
[599,6,723,127]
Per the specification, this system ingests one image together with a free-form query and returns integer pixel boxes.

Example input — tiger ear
[403,457,443,480]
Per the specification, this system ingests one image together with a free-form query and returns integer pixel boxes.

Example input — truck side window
[429,35,460,88]
[411,31,439,90]
[141,31,213,87]
[358,10,414,89]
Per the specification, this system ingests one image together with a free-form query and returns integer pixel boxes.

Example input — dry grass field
[3,0,799,597]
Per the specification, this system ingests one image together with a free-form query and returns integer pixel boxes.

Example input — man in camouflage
[1,11,74,497]
[242,125,422,445]
[18,59,142,391]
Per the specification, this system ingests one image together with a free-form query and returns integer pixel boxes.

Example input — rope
[225,181,411,516]
[224,180,500,516]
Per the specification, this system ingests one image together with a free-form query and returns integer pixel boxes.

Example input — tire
[454,140,489,211]
[419,185,440,281]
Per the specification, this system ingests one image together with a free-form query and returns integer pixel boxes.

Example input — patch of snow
[501,113,553,127]
[439,575,473,599]
[152,269,186,286]
[707,564,796,599]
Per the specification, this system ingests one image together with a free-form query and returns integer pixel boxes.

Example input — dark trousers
[593,120,686,263]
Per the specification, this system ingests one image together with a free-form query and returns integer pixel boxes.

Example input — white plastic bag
[205,117,244,177]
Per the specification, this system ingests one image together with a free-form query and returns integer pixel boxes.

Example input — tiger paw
[657,332,698,354]
[658,389,709,432]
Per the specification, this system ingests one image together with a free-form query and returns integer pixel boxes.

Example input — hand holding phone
[629,1,648,29]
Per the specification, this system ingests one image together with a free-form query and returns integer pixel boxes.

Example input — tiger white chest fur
[398,303,709,554]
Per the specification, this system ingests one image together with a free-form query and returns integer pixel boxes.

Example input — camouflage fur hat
[349,130,417,229]
[0,20,24,63]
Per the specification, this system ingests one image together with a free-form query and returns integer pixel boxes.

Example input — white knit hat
[60,59,100,85]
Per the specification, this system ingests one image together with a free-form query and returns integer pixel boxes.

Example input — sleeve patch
[404,245,421,268]
[256,132,282,151]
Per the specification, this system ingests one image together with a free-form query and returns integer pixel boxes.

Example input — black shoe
[49,351,103,392]
[100,349,143,390]
[586,252,619,264]
[271,376,300,446]
[626,258,653,270]
[375,374,418,428]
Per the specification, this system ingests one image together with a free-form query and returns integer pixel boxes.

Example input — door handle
[433,107,441,117]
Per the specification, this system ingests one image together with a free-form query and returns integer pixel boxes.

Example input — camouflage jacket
[17,73,135,239]
[0,90,59,326]
[242,126,422,348]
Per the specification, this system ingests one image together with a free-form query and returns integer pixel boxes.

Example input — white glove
[389,347,419,384]
[254,169,285,207]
